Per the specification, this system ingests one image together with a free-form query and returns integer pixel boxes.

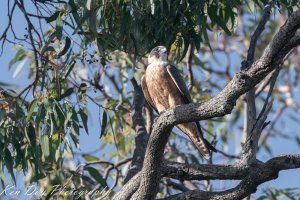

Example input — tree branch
[240,0,275,165]
[123,78,149,184]
[162,154,300,200]
[161,160,249,181]
[242,0,276,69]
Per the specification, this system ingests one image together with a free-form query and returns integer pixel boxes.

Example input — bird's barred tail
[189,136,211,160]
[177,122,214,160]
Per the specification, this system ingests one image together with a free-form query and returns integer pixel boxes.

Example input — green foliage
[74,0,241,59]
[0,95,83,180]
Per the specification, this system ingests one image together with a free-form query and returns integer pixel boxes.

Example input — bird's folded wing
[166,65,192,104]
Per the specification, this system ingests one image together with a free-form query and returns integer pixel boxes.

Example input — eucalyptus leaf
[79,108,88,134]
[26,100,38,124]
[85,167,107,187]
[100,110,107,138]
[45,11,60,23]
[41,135,50,157]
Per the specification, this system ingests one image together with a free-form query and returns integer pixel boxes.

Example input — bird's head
[148,46,167,64]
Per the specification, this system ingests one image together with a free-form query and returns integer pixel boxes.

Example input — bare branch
[162,154,300,200]
[258,105,286,152]
[16,0,43,95]
[240,0,276,165]
[255,69,276,97]
[163,179,189,192]
[161,160,248,181]
[215,149,240,160]
[242,0,276,69]
[0,1,16,55]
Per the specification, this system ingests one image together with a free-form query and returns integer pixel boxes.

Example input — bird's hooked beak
[159,46,168,61]
[161,47,167,53]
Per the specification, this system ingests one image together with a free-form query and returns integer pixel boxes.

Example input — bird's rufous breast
[145,64,184,113]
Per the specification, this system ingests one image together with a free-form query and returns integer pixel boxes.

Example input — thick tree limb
[161,160,249,181]
[113,173,141,200]
[114,9,300,200]
[161,154,295,182]
[123,78,149,184]
[161,154,300,200]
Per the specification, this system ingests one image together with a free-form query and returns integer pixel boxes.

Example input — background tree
[0,0,300,199]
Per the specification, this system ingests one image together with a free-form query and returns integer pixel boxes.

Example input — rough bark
[162,155,300,200]
[123,78,149,184]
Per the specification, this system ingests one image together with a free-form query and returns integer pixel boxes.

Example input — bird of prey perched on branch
[141,46,216,160]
